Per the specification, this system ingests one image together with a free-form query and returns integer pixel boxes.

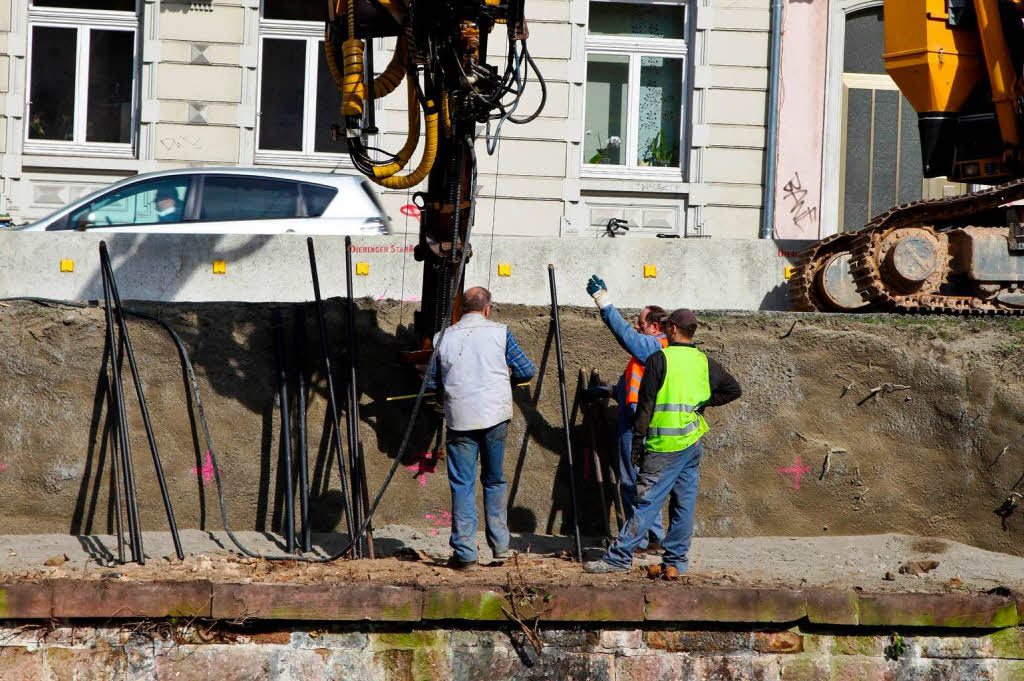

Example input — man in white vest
[430,286,536,570]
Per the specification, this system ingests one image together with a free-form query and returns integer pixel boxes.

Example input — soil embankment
[1,300,1023,556]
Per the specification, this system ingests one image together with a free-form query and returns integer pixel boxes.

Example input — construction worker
[429,286,536,571]
[584,309,741,577]
[583,274,666,552]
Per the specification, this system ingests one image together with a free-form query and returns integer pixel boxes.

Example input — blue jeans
[446,420,510,562]
[617,404,664,547]
[603,440,703,571]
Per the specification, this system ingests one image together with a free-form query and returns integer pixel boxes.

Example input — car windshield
[68,177,191,228]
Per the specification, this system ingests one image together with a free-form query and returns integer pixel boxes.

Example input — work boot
[663,566,680,581]
[646,564,664,580]
[446,556,478,572]
[583,560,628,574]
[493,549,514,561]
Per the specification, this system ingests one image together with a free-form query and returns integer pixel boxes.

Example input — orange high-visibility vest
[625,336,668,404]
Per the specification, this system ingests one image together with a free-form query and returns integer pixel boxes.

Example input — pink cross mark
[425,510,452,535]
[405,451,438,487]
[192,451,219,484]
[0,463,7,470]
[777,457,812,490]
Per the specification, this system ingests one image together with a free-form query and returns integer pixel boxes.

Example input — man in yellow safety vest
[584,309,741,578]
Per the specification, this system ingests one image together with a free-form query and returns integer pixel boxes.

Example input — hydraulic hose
[374,97,438,189]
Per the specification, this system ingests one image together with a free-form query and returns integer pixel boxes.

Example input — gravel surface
[0,529,1020,594]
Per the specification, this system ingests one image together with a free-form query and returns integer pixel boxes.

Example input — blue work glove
[586,275,612,309]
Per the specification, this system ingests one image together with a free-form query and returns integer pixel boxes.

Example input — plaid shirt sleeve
[505,328,536,380]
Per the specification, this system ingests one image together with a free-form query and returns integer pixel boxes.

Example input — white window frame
[820,0,882,237]
[581,0,688,181]
[24,4,139,159]
[256,12,386,168]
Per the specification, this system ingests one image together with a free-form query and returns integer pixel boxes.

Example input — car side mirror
[75,212,97,231]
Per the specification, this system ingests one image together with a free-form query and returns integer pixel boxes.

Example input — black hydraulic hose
[344,235,375,559]
[100,266,144,564]
[306,238,357,551]
[100,242,185,561]
[295,308,312,553]
[548,264,583,563]
[273,309,296,553]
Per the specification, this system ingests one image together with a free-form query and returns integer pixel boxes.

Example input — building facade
[0,0,771,239]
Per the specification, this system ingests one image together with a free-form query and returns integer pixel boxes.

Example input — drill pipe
[547,264,583,562]
[306,237,356,552]
[100,242,184,561]
[273,309,296,553]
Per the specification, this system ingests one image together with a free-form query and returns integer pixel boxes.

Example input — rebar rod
[295,308,312,553]
[273,309,296,553]
[547,264,583,562]
[306,237,356,552]
[100,258,143,564]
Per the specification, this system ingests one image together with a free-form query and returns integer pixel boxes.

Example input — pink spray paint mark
[405,451,439,487]
[777,457,812,490]
[400,204,422,221]
[425,510,453,535]
[192,451,219,484]
[0,463,7,470]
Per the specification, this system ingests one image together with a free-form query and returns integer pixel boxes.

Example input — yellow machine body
[882,0,982,114]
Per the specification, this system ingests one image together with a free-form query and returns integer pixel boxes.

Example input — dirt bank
[1,300,1023,556]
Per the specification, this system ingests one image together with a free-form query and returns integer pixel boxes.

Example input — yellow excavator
[790,0,1024,314]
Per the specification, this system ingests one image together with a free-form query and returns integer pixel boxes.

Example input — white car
[13,168,392,235]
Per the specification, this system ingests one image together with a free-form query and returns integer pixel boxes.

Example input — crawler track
[789,178,1024,314]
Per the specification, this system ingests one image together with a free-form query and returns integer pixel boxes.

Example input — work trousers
[617,403,665,547]
[446,420,510,563]
[603,440,703,571]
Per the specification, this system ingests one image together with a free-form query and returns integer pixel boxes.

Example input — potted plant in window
[647,129,677,167]
[586,131,621,164]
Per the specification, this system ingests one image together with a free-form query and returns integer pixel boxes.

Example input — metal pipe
[547,264,583,563]
[99,242,184,561]
[306,237,356,552]
[100,257,143,564]
[295,308,311,553]
[344,235,374,558]
[273,309,296,553]
[104,355,125,565]
[760,0,783,239]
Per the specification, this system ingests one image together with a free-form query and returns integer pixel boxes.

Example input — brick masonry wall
[3,623,1024,681]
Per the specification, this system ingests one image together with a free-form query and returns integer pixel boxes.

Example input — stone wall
[3,622,1024,680]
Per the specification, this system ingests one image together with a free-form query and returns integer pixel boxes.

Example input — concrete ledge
[3,580,1021,630]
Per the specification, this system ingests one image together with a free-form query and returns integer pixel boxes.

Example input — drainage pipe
[760,0,784,239]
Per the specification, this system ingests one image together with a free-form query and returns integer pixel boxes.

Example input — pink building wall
[773,0,830,240]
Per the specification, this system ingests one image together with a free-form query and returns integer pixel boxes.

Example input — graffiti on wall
[781,172,818,229]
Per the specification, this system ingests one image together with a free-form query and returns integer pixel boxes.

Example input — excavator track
[848,178,1024,315]
[791,178,1024,314]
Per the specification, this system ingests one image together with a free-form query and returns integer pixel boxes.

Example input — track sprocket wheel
[787,231,868,312]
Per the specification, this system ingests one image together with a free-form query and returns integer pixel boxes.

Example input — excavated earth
[2,300,1024,560]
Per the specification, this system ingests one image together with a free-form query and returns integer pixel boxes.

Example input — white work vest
[433,313,512,431]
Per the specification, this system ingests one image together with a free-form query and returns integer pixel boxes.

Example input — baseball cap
[657,308,698,329]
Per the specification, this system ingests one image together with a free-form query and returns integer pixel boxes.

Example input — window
[838,7,923,230]
[257,4,347,158]
[583,1,687,173]
[26,1,138,153]
[69,177,191,229]
[199,177,300,221]
[303,184,338,217]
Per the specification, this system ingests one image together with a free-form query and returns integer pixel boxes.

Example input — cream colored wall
[0,0,773,240]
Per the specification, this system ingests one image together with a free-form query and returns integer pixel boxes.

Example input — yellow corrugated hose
[376,98,438,189]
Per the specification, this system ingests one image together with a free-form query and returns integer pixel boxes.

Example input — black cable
[509,42,546,124]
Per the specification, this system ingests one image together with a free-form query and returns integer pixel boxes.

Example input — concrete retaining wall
[0,232,793,309]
